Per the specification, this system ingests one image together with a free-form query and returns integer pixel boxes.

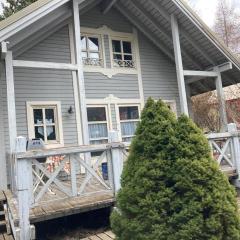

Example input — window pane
[112,40,121,52]
[124,55,133,61]
[113,54,122,60]
[88,37,99,51]
[123,41,132,54]
[121,122,138,136]
[47,126,56,140]
[89,52,100,59]
[45,109,55,124]
[34,109,43,124]
[35,126,44,140]
[81,36,87,50]
[119,106,139,120]
[87,107,106,122]
[89,123,108,139]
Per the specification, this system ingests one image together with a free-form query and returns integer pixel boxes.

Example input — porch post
[0,63,7,190]
[5,51,17,191]
[215,70,227,131]
[5,51,17,152]
[171,14,189,116]
[72,0,89,145]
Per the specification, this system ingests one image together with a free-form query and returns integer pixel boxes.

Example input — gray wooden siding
[138,32,180,114]
[14,68,78,146]
[18,26,71,63]
[80,5,132,33]
[84,72,139,99]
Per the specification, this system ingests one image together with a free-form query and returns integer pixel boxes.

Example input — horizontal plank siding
[18,26,71,63]
[138,32,181,114]
[80,5,133,33]
[84,72,139,99]
[14,68,78,146]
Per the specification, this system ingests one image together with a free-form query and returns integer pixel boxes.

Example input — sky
[189,0,218,27]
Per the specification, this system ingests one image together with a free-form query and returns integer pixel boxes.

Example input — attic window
[81,35,103,67]
[112,40,135,68]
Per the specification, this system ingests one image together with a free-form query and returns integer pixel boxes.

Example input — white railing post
[15,137,32,240]
[227,123,240,179]
[108,131,124,194]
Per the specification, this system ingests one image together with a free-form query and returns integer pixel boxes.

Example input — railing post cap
[227,123,237,132]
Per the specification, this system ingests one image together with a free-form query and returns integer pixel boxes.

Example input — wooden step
[0,220,5,227]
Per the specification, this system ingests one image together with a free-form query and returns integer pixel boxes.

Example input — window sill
[83,66,138,78]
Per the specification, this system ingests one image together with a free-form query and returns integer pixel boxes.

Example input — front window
[27,102,63,146]
[112,39,135,68]
[87,107,109,144]
[119,106,140,142]
[81,35,102,67]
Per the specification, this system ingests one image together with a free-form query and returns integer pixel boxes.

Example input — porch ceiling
[1,0,240,96]
[115,0,240,96]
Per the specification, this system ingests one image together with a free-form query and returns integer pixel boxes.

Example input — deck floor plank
[97,233,113,240]
[80,231,115,240]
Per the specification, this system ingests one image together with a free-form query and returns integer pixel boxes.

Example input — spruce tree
[111,99,240,240]
[0,0,37,20]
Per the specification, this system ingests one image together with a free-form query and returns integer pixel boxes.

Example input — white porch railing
[207,123,240,177]
[11,131,125,240]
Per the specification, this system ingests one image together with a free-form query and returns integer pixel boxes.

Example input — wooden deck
[80,231,115,240]
[5,190,114,225]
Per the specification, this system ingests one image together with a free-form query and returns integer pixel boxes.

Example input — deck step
[0,220,5,227]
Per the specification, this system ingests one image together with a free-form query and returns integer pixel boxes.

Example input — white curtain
[121,121,138,137]
[89,123,108,139]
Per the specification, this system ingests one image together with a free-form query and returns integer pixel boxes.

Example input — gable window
[118,105,140,142]
[27,102,64,147]
[87,106,109,144]
[81,35,102,67]
[112,39,135,68]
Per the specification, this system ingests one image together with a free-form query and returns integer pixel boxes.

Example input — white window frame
[26,101,64,148]
[80,32,104,68]
[110,37,136,69]
[116,104,141,142]
[78,26,138,78]
[87,105,110,144]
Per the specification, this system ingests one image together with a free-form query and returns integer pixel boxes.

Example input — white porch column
[215,70,228,131]
[72,0,89,145]
[5,51,17,152]
[171,14,189,116]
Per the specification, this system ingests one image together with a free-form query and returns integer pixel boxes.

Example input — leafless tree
[214,0,240,54]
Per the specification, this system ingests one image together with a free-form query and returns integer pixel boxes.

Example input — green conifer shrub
[111,98,240,240]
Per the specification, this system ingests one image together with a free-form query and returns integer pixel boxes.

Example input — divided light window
[112,39,135,68]
[87,106,109,144]
[81,35,102,67]
[119,106,140,142]
[29,104,62,145]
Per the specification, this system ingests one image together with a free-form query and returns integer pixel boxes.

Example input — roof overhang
[0,0,239,96]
